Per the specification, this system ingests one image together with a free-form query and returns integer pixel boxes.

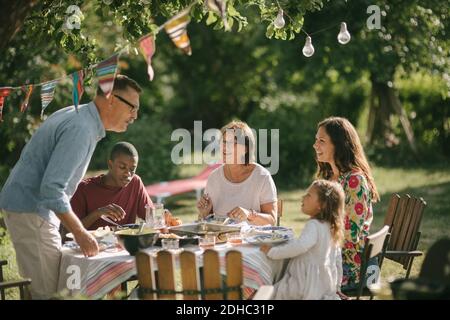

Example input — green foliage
[366,73,450,165]
[248,77,367,187]
[0,0,448,189]
[89,113,178,184]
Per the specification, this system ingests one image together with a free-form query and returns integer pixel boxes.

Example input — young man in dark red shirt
[71,141,153,230]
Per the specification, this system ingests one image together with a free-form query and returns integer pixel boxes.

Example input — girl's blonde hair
[311,179,345,245]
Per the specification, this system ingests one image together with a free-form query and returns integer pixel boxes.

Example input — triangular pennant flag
[40,80,57,118]
[20,85,34,113]
[206,0,229,31]
[164,11,192,56]
[95,54,119,98]
[71,70,85,112]
[139,35,156,81]
[0,87,13,122]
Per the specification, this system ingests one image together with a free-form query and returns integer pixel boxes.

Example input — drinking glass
[226,232,243,246]
[153,203,166,230]
[199,234,216,250]
[161,238,179,251]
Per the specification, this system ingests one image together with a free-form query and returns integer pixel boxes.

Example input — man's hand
[95,203,126,222]
[57,211,99,257]
[73,229,99,257]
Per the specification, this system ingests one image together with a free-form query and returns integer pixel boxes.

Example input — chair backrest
[355,225,390,299]
[384,194,427,268]
[136,249,243,300]
[276,199,283,226]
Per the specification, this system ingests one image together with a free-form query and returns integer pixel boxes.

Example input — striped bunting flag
[40,80,57,118]
[20,85,34,113]
[139,35,156,81]
[96,54,119,98]
[71,70,85,112]
[0,87,13,122]
[164,11,192,56]
[206,0,229,30]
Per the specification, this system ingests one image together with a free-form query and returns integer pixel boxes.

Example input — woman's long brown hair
[315,117,380,202]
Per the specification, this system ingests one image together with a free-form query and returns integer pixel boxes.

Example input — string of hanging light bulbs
[274,0,351,57]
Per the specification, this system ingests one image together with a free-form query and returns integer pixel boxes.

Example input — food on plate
[93,226,112,238]
[163,211,183,226]
[158,233,181,239]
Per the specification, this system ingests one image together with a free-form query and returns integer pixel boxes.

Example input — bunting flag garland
[40,80,57,118]
[71,70,85,112]
[206,0,229,31]
[0,87,13,122]
[20,85,34,113]
[95,54,120,98]
[139,35,156,81]
[164,10,192,56]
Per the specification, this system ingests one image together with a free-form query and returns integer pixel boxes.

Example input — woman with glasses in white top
[197,120,278,226]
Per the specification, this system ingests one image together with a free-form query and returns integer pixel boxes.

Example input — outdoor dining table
[57,241,289,300]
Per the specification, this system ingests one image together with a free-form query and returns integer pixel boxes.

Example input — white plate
[245,233,290,245]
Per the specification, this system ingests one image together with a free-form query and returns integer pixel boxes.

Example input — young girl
[261,180,345,300]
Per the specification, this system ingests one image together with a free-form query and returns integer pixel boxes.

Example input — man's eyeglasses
[114,94,139,112]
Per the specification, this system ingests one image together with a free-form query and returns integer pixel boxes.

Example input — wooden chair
[276,199,283,226]
[381,194,427,278]
[136,249,274,300]
[0,259,31,300]
[342,225,390,300]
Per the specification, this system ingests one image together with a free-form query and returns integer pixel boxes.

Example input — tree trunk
[367,77,418,155]
[0,0,39,52]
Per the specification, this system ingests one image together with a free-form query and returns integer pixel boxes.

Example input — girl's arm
[336,247,343,290]
[267,220,318,260]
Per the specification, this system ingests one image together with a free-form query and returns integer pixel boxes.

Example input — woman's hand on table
[95,203,126,222]
[260,244,272,255]
[197,193,213,218]
[227,207,250,222]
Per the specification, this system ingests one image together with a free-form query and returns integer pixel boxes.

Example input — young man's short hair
[109,141,139,160]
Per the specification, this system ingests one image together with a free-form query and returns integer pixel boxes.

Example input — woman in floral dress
[313,116,380,288]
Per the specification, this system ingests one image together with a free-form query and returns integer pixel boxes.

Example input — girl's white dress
[267,219,342,300]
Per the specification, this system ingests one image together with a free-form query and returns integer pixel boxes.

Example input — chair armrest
[252,285,274,300]
[0,279,32,290]
[385,250,423,258]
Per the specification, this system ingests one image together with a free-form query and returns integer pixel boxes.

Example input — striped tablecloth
[57,248,135,299]
[57,243,287,299]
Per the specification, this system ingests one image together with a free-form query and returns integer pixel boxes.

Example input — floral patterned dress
[338,170,373,287]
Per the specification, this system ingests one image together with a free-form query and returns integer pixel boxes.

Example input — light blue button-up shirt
[0,102,105,222]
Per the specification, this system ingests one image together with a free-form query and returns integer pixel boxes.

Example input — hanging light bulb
[337,22,351,44]
[274,9,285,29]
[302,36,315,57]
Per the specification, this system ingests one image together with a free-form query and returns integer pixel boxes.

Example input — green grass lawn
[1,165,449,299]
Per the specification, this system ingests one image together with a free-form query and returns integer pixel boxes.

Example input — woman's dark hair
[315,116,379,202]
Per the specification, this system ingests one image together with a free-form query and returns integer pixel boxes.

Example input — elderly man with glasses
[0,74,142,299]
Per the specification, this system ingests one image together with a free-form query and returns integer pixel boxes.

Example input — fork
[100,215,125,229]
